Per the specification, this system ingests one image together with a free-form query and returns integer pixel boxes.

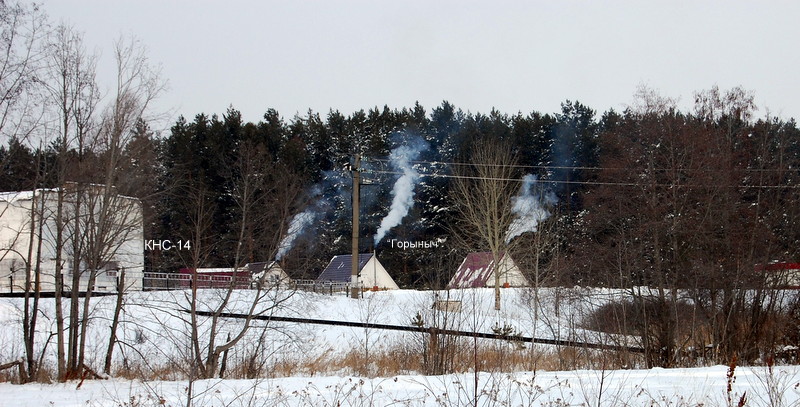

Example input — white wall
[487,255,530,287]
[359,256,399,289]
[0,193,36,291]
[0,188,144,293]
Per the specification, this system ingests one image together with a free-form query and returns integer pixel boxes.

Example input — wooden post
[351,154,361,299]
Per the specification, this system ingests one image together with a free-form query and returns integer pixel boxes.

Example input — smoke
[275,210,316,260]
[273,176,341,261]
[374,137,429,245]
[505,174,557,244]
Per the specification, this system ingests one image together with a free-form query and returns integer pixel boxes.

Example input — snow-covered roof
[180,267,242,274]
[449,252,503,288]
[247,261,287,274]
[0,187,140,203]
[0,190,38,202]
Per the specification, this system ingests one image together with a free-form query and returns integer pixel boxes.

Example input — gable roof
[247,261,282,274]
[317,253,373,283]
[449,252,517,288]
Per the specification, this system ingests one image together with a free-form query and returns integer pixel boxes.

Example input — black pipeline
[185,309,645,354]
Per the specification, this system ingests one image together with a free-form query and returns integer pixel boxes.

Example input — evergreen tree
[0,137,36,191]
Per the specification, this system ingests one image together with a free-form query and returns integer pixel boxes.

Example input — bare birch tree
[0,3,49,380]
[0,3,56,381]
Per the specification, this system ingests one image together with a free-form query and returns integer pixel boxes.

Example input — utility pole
[351,154,361,299]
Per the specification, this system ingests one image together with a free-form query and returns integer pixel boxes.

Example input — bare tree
[516,205,561,347]
[37,22,101,380]
[0,0,48,143]
[178,139,307,386]
[35,26,165,379]
[573,86,800,367]
[0,185,49,382]
[0,3,50,381]
[94,36,165,375]
[449,139,520,310]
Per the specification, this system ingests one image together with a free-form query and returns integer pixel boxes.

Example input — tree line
[3,0,800,374]
[3,91,799,289]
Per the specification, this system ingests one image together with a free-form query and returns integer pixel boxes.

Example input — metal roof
[448,252,505,288]
[317,253,374,282]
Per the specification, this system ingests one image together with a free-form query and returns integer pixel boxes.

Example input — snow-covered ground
[2,287,799,406]
[2,365,799,406]
[0,287,633,376]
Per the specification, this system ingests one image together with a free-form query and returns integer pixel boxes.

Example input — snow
[1,287,799,405]
[0,190,36,202]
[0,287,641,376]
[2,365,799,406]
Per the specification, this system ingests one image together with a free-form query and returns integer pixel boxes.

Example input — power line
[369,157,604,171]
[367,157,797,174]
[362,169,800,189]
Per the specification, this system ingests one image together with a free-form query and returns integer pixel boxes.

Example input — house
[756,262,800,288]
[447,252,529,288]
[177,261,291,289]
[317,253,399,289]
[247,261,291,286]
[0,186,144,293]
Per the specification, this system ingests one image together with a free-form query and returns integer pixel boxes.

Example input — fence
[0,270,359,297]
[142,272,253,290]
[1,269,128,294]
[140,273,356,296]
[291,279,355,295]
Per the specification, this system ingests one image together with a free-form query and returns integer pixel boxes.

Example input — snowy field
[1,287,799,406]
[2,365,799,406]
[0,287,634,376]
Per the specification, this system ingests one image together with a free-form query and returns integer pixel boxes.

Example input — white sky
[40,1,800,127]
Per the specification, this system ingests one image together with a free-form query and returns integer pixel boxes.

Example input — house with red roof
[756,262,800,288]
[447,252,529,288]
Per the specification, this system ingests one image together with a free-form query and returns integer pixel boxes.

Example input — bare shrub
[583,298,699,335]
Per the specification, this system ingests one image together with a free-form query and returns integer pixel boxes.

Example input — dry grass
[0,361,56,384]
[114,361,190,381]
[266,342,640,379]
[2,341,642,383]
[1,344,642,383]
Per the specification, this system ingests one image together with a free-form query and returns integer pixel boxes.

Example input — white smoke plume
[273,169,352,260]
[374,138,428,245]
[276,210,316,260]
[505,174,557,244]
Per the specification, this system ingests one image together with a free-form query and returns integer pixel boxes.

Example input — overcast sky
[40,1,800,127]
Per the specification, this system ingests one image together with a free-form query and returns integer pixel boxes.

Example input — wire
[369,157,603,171]
[362,169,800,189]
[366,157,797,174]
